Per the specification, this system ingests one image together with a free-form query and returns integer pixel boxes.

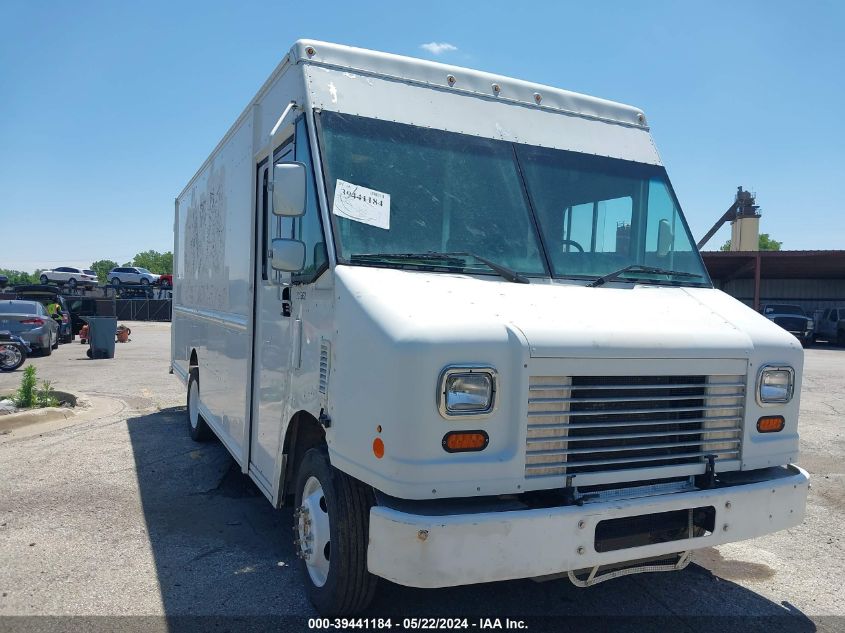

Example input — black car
[14,285,74,344]
[62,297,115,335]
[761,304,814,347]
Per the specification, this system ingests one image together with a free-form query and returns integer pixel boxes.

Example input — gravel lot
[0,322,843,631]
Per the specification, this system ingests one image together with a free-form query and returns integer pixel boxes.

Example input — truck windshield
[764,305,806,316]
[318,112,710,286]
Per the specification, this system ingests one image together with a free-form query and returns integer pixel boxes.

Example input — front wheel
[110,278,120,286]
[140,277,150,286]
[39,274,49,285]
[187,369,213,441]
[294,448,377,616]
[68,278,77,289]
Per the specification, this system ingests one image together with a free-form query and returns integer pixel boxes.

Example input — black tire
[294,447,377,616]
[39,274,48,285]
[42,338,53,356]
[140,277,150,286]
[68,278,77,289]
[838,330,845,347]
[0,344,26,372]
[110,278,120,286]
[51,333,60,350]
[187,369,213,441]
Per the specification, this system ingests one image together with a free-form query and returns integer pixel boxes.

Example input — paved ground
[0,323,843,631]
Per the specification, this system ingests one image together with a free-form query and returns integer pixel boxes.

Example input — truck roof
[288,40,648,129]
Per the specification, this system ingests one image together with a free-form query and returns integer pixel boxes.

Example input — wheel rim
[40,276,47,284]
[297,475,331,587]
[141,278,149,285]
[188,380,199,429]
[0,345,22,369]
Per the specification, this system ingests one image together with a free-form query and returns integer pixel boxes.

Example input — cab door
[249,136,296,491]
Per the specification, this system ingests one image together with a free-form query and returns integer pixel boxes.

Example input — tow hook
[695,454,718,489]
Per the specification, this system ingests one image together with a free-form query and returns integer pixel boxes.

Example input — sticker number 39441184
[332,179,391,230]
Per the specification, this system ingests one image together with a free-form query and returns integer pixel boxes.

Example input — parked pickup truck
[814,307,845,345]
[761,304,814,347]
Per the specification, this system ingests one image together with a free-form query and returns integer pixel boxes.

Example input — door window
[256,161,270,281]
[292,117,328,283]
[270,136,295,283]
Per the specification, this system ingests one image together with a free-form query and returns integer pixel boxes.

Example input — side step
[567,551,692,588]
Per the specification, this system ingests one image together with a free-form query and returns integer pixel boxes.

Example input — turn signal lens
[442,431,489,453]
[757,416,785,433]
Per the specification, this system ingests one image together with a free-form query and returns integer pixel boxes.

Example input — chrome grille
[525,374,745,482]
[773,316,806,334]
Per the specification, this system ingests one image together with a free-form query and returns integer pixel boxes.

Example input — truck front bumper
[367,465,809,588]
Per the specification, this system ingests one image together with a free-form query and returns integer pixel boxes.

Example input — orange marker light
[372,437,385,459]
[757,416,785,433]
[442,431,489,453]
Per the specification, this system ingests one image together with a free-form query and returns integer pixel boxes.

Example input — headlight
[438,366,497,418]
[758,366,794,404]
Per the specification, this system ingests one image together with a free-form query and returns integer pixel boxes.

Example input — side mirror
[272,162,306,217]
[270,238,306,272]
[657,219,674,257]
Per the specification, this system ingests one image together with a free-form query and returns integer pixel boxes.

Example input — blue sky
[1,0,842,271]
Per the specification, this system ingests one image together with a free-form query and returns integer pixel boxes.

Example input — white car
[39,267,98,289]
[108,266,160,286]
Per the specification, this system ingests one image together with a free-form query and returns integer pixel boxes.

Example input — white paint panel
[368,466,808,588]
[304,66,661,165]
[292,40,646,128]
[329,265,803,500]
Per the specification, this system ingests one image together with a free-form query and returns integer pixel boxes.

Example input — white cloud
[420,42,457,55]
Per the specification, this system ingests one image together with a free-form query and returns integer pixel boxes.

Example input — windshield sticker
[332,179,390,230]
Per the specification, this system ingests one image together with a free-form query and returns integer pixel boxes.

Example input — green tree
[720,233,782,252]
[90,260,119,284]
[131,250,173,274]
[758,233,782,251]
[0,269,36,285]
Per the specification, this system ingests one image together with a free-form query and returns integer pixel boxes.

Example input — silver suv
[815,307,845,345]
[108,266,161,286]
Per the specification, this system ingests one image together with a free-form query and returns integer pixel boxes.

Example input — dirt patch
[814,476,845,509]
[693,547,776,581]
[798,452,844,476]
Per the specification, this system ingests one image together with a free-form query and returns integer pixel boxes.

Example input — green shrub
[36,380,59,408]
[15,365,37,408]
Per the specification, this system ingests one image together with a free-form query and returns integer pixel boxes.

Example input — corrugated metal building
[702,250,845,317]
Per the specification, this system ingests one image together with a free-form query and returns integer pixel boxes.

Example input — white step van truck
[172,40,809,615]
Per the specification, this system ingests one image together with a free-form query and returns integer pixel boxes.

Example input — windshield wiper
[587,264,703,288]
[349,252,530,284]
